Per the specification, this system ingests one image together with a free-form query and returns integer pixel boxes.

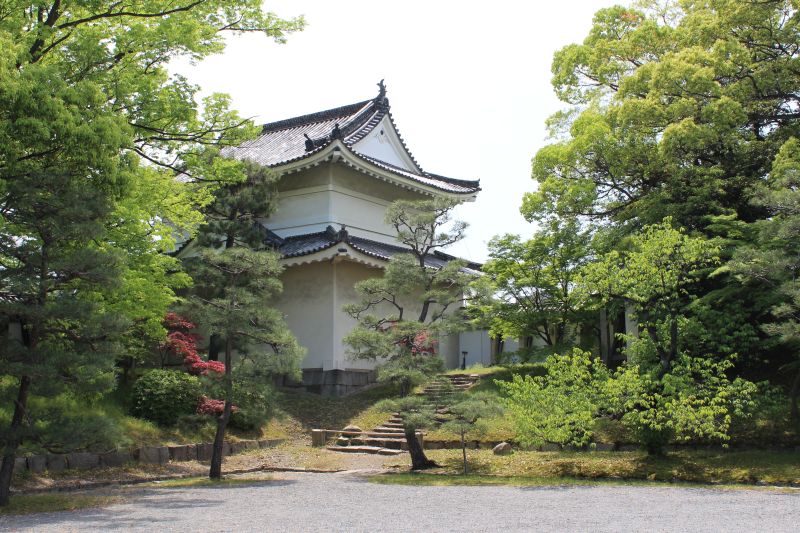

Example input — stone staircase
[325,373,481,455]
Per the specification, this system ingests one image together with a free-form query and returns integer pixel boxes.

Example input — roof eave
[272,141,479,199]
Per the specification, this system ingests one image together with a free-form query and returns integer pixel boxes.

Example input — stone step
[327,446,405,456]
[373,427,405,434]
[382,422,404,428]
[349,438,406,450]
[364,431,408,438]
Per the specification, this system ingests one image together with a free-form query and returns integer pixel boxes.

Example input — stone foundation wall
[12,438,284,475]
[302,368,377,396]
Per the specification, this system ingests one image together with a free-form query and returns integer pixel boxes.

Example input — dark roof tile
[278,226,480,273]
[222,85,479,195]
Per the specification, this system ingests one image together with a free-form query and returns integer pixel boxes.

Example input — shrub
[498,349,609,449]
[21,395,130,454]
[228,409,261,431]
[130,370,201,426]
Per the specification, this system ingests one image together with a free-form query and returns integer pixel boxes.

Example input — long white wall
[274,262,334,371]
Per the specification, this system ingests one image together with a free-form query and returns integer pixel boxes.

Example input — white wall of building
[351,115,419,172]
[264,161,428,244]
[459,330,492,367]
[274,262,334,371]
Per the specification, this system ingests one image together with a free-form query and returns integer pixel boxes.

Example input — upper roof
[222,81,480,196]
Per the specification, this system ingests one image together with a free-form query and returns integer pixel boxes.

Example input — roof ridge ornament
[303,133,315,152]
[337,224,349,242]
[330,122,342,140]
[376,79,388,108]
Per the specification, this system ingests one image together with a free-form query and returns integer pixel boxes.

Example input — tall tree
[525,0,800,379]
[0,173,126,506]
[525,1,799,232]
[478,218,592,354]
[0,0,303,505]
[582,219,719,375]
[733,138,800,419]
[186,164,302,480]
[344,198,477,470]
[187,247,302,479]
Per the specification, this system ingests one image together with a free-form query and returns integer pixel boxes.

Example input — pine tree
[186,164,302,480]
[344,198,477,469]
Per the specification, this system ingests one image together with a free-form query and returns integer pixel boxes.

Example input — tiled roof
[222,84,479,195]
[277,226,481,273]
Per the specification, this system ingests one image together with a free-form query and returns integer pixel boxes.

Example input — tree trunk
[208,334,220,362]
[790,365,800,423]
[0,375,32,506]
[405,427,436,470]
[209,339,233,480]
[460,429,467,475]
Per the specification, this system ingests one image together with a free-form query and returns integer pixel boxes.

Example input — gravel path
[2,472,798,532]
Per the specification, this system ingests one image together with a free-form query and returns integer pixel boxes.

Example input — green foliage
[130,370,202,427]
[0,0,304,504]
[526,1,798,231]
[375,395,436,433]
[732,137,800,417]
[582,219,720,372]
[477,217,593,347]
[608,355,758,454]
[499,349,610,449]
[500,349,758,455]
[186,248,304,381]
[377,354,444,397]
[344,199,476,363]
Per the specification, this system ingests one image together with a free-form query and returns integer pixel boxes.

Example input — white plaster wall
[265,189,331,238]
[265,162,432,243]
[329,189,397,244]
[332,260,385,370]
[351,115,417,171]
[438,332,461,369]
[503,338,520,353]
[459,330,492,367]
[274,262,334,371]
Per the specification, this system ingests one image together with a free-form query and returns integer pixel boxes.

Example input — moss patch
[381,449,800,486]
[0,492,122,516]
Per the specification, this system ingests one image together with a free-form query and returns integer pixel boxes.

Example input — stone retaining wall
[13,439,284,475]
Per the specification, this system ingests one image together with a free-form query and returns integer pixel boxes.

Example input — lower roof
[276,226,481,273]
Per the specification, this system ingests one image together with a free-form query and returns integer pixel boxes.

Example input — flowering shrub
[197,395,237,416]
[185,353,226,376]
[159,313,224,376]
[409,331,438,355]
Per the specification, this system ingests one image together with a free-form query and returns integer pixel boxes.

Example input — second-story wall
[264,162,428,244]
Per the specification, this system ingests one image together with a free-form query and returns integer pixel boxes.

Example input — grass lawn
[0,492,123,516]
[381,449,800,486]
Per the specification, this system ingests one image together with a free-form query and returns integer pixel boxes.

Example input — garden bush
[130,370,201,426]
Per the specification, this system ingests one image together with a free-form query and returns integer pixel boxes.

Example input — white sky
[174,0,619,262]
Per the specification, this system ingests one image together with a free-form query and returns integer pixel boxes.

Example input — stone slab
[230,440,257,455]
[27,455,47,474]
[66,452,100,470]
[100,451,133,468]
[168,445,196,462]
[196,443,213,461]
[137,446,169,464]
[46,454,67,473]
[258,439,283,449]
